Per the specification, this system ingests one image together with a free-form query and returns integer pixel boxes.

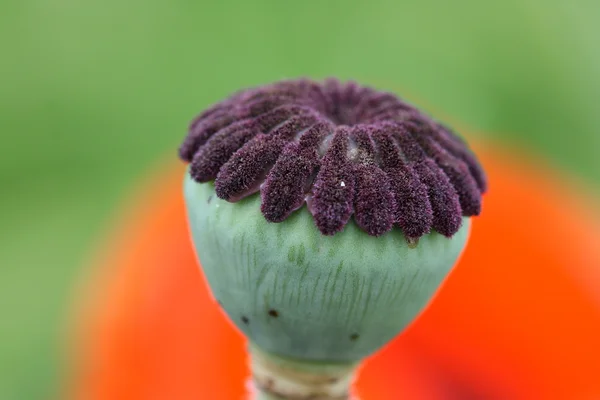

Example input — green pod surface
[184,175,469,362]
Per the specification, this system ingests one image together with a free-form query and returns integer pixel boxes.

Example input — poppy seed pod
[181,78,486,399]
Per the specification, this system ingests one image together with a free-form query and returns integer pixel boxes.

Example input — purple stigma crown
[180,78,487,239]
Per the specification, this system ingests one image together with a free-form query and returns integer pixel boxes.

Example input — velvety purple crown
[180,78,487,239]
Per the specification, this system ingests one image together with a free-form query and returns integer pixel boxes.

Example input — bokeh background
[1,0,599,399]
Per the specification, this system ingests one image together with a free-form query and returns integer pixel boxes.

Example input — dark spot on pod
[268,309,279,318]
[406,237,419,248]
[241,316,249,324]
[264,378,275,390]
[350,333,360,341]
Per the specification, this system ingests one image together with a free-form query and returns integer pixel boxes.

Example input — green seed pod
[185,178,469,362]
[179,78,486,398]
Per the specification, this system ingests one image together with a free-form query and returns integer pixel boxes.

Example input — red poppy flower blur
[67,141,600,400]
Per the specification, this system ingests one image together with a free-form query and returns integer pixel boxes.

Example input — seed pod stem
[249,345,358,400]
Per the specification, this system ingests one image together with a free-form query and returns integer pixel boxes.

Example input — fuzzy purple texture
[180,78,487,238]
[350,127,396,236]
[310,127,356,235]
[371,128,433,239]
[261,122,333,223]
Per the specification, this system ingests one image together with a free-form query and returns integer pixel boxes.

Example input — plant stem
[248,344,359,400]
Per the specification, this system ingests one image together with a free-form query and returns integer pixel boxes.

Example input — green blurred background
[1,0,599,398]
